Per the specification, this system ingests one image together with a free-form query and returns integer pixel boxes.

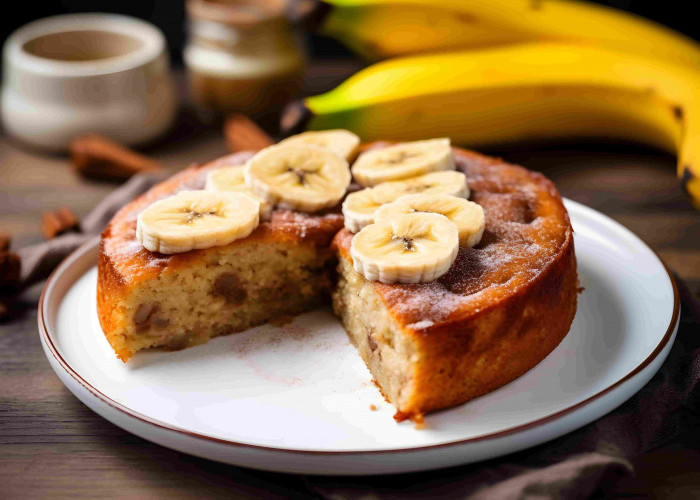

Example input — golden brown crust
[97,151,344,350]
[333,146,577,415]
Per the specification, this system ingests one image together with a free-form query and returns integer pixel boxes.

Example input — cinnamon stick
[223,114,274,153]
[0,251,20,289]
[0,231,19,318]
[0,230,10,252]
[42,207,79,239]
[71,134,163,181]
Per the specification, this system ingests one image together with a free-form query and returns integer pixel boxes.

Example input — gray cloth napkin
[14,173,699,498]
[17,173,166,289]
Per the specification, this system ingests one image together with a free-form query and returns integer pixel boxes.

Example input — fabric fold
[17,173,165,290]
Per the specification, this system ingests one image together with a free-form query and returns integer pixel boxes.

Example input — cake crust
[98,152,344,360]
[333,145,577,416]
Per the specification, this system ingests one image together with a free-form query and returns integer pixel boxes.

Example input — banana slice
[342,170,469,233]
[244,145,351,212]
[374,193,485,247]
[351,138,455,187]
[205,165,273,220]
[350,212,459,284]
[136,190,260,254]
[278,130,361,162]
[383,170,470,199]
[342,188,391,233]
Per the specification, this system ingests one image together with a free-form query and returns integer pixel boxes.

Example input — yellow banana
[290,0,700,66]
[281,43,700,207]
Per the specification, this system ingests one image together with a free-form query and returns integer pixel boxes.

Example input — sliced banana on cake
[136,190,260,254]
[351,138,455,187]
[244,144,351,212]
[278,129,361,162]
[205,165,273,220]
[384,170,469,199]
[350,212,459,284]
[374,193,485,248]
[342,188,391,233]
[342,170,469,233]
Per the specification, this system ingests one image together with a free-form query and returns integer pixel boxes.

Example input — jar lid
[186,0,286,28]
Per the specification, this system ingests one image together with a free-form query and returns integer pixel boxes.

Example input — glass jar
[184,0,305,115]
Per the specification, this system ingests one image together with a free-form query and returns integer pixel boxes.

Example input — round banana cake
[97,140,577,419]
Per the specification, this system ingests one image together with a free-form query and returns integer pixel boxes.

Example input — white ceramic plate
[39,200,679,475]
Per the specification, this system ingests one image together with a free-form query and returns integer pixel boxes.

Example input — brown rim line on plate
[37,219,680,456]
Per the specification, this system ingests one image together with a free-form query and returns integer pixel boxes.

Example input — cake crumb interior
[106,241,334,361]
[333,256,418,411]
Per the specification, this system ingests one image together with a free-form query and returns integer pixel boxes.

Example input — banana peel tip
[281,100,313,137]
[285,0,330,31]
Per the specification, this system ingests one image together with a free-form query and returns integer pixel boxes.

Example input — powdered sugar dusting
[366,150,571,326]
[407,320,434,330]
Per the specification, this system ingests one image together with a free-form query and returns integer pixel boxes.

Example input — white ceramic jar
[2,14,178,151]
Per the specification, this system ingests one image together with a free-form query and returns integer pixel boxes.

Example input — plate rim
[38,200,680,456]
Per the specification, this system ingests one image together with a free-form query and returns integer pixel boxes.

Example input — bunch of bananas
[284,0,700,207]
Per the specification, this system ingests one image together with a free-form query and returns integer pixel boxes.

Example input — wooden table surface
[1,66,699,499]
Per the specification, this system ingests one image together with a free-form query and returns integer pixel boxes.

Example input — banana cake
[97,135,577,419]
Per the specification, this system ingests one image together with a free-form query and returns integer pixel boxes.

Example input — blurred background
[2,0,698,65]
